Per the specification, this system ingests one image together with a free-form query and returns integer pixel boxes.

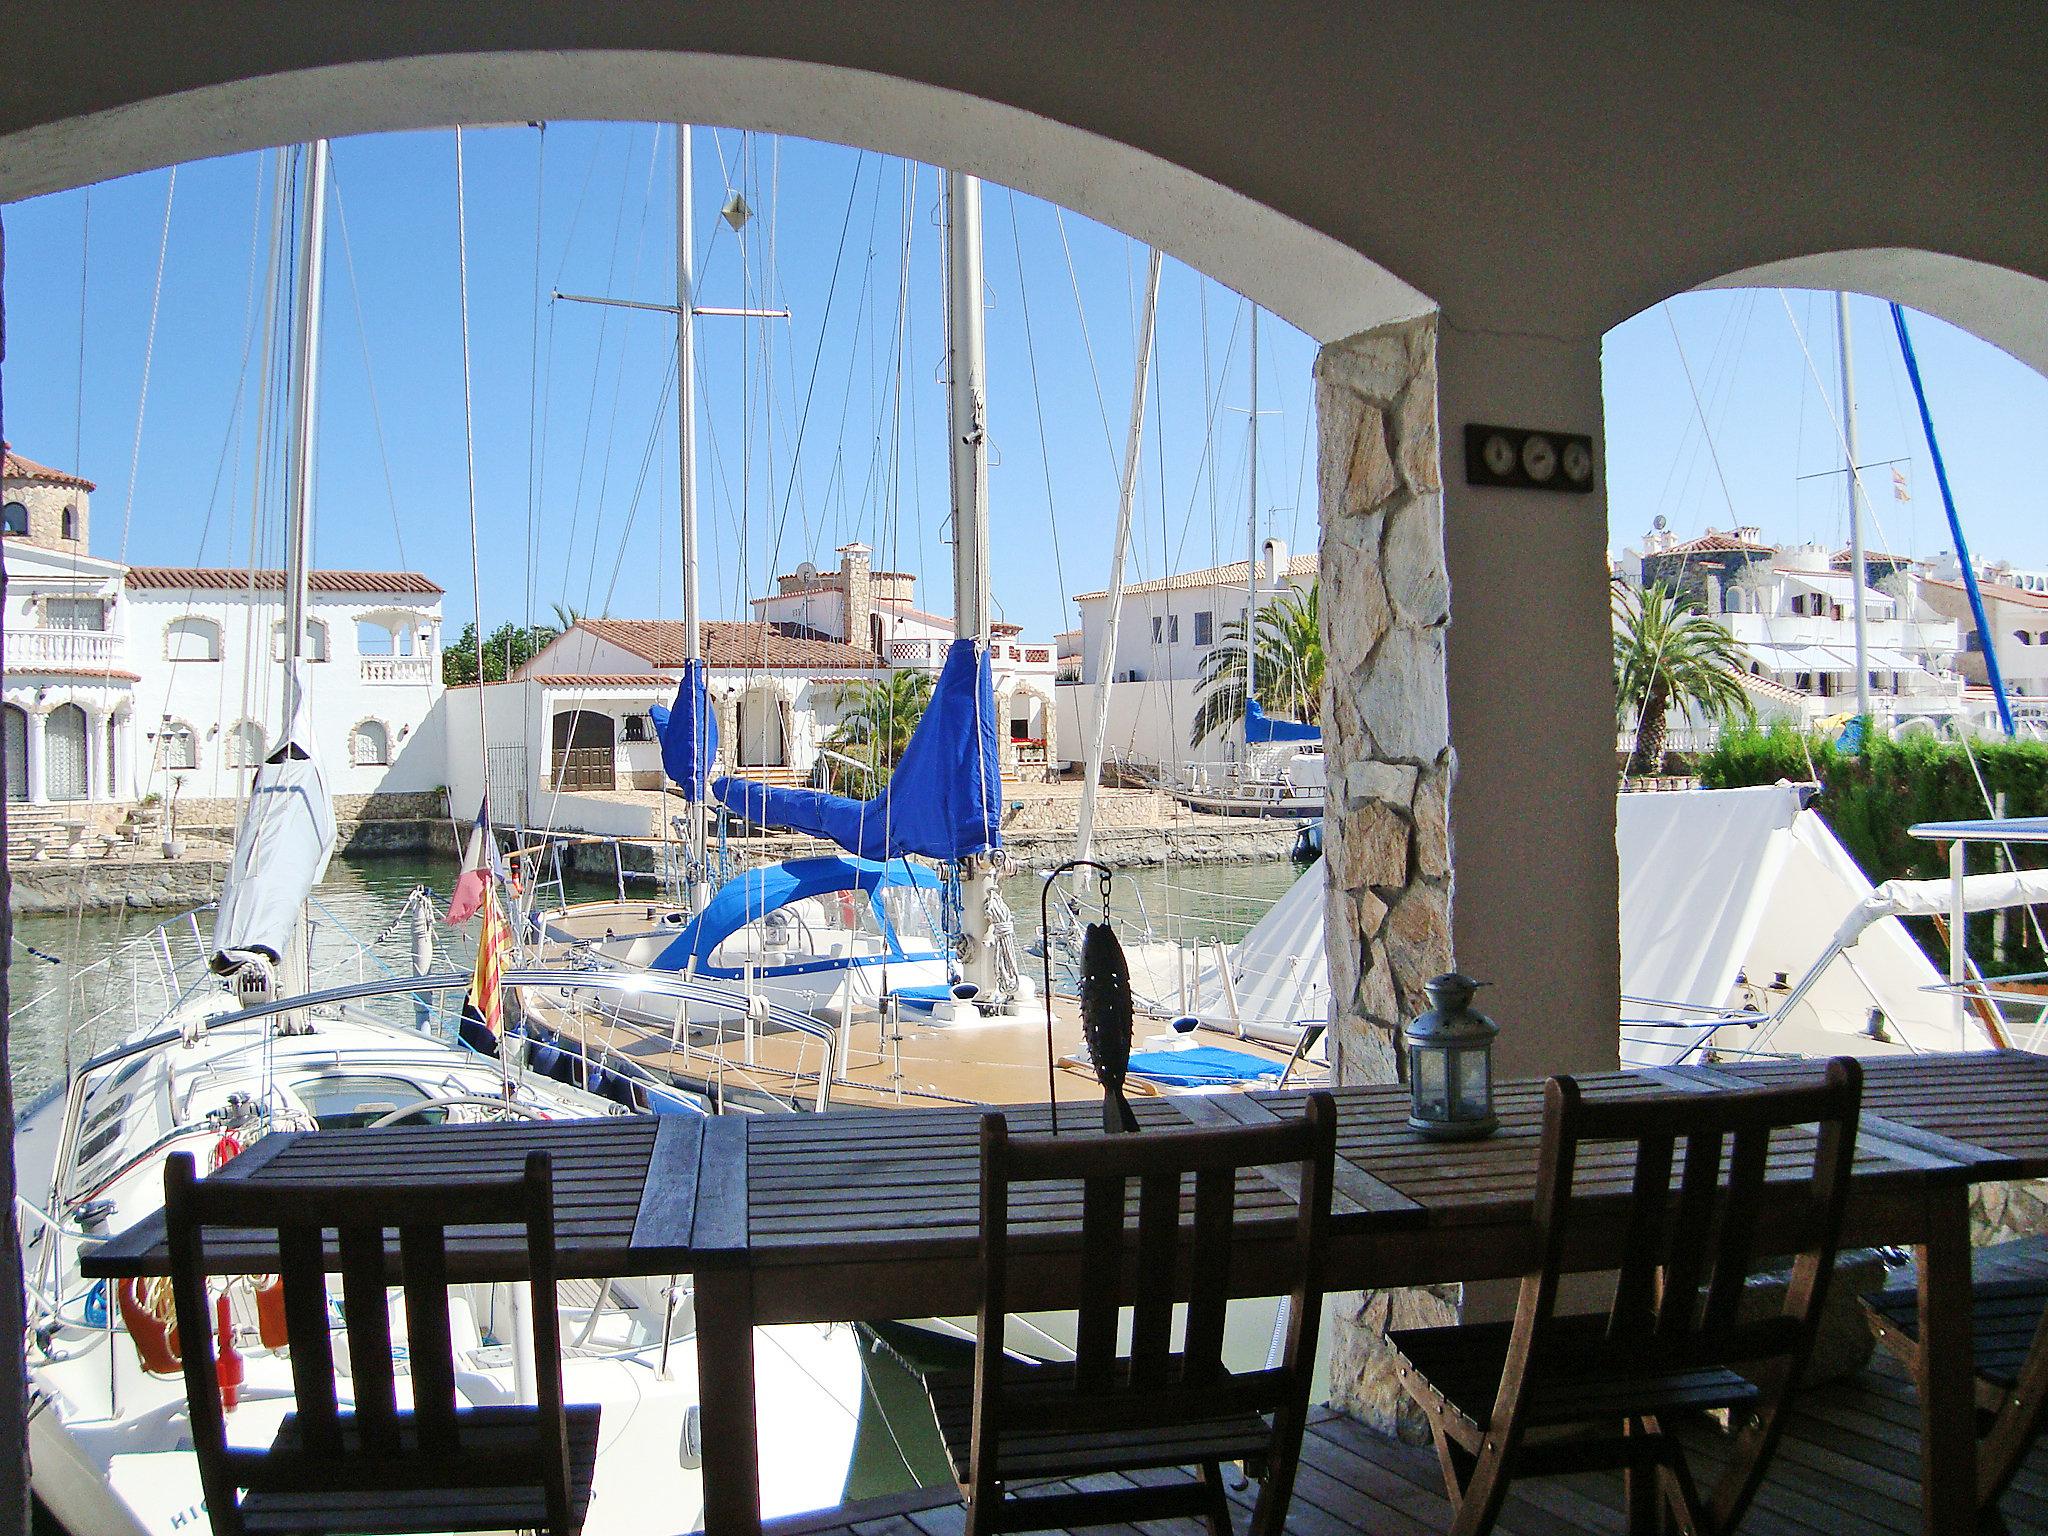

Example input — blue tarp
[716,638,1002,862]
[648,658,717,802]
[1126,1045,1285,1087]
[651,854,942,975]
[1245,697,1320,744]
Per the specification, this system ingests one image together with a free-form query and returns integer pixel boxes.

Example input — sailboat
[15,137,863,1536]
[532,171,1323,1110]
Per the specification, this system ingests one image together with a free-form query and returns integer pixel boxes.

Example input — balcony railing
[6,628,121,669]
[360,655,433,684]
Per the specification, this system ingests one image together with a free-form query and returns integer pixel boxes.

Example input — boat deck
[767,1352,2048,1536]
[531,985,1315,1111]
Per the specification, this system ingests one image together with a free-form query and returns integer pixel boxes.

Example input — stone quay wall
[1315,313,1459,1440]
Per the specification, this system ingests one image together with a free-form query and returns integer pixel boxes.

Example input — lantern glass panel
[1413,1045,1450,1120]
[1454,1048,1491,1118]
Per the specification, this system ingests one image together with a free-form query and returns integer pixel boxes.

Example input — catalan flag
[463,887,511,1046]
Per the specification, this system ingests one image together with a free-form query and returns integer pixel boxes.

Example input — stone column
[1315,313,1457,1439]
[24,711,46,806]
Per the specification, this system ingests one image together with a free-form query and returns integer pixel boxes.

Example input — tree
[827,668,936,775]
[1189,584,1324,747]
[1613,580,1754,776]
[441,621,560,686]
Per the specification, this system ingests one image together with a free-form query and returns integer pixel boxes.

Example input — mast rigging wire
[117,166,178,564]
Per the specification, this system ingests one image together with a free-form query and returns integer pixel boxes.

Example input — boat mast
[1837,291,1872,723]
[1074,248,1165,878]
[281,139,329,733]
[1245,307,1260,758]
[677,124,709,903]
[944,169,999,996]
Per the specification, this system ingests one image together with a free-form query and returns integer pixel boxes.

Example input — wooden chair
[1390,1058,1863,1536]
[925,1092,1337,1536]
[1862,1232,2048,1532]
[163,1148,601,1536]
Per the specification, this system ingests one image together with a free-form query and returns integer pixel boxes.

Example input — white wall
[1076,575,1306,686]
[126,587,443,800]
[1055,677,1226,771]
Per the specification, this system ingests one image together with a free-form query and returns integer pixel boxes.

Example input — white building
[444,618,894,834]
[2,443,446,812]
[1057,539,1318,771]
[750,541,1059,761]
[443,543,1066,835]
[1626,526,1970,741]
[1921,575,2048,709]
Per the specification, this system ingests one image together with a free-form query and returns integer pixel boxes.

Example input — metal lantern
[1404,972,1499,1140]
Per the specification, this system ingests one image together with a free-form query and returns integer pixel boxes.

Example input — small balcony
[359,654,434,684]
[5,626,122,669]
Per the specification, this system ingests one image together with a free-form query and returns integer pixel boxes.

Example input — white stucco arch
[0,51,1431,346]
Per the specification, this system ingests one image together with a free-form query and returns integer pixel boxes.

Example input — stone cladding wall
[1315,313,1458,1440]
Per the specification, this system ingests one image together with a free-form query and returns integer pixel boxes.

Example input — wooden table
[84,1052,2048,1536]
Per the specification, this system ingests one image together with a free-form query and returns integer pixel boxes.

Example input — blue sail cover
[649,659,717,801]
[1245,697,1321,743]
[651,855,942,973]
[715,638,1002,862]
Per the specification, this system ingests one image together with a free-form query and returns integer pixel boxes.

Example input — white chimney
[1264,537,1288,587]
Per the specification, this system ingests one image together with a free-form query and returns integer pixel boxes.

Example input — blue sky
[3,124,2044,644]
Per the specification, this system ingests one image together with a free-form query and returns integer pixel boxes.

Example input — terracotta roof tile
[124,567,445,596]
[1,444,95,491]
[1925,576,2048,612]
[578,618,886,671]
[525,674,676,687]
[1648,531,1776,557]
[1072,552,1318,604]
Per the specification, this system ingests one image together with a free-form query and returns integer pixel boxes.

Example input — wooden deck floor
[764,1353,2048,1536]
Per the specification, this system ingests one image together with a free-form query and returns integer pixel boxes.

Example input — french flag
[447,801,493,924]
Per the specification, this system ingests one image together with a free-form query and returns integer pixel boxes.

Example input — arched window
[46,705,88,801]
[1,501,26,537]
[351,719,391,767]
[155,720,198,771]
[164,616,224,661]
[4,705,27,802]
[59,505,76,541]
[273,617,331,662]
[225,720,265,769]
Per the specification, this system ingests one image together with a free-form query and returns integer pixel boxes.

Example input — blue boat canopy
[650,855,943,976]
[1245,697,1321,744]
[716,638,1002,862]
[648,658,717,803]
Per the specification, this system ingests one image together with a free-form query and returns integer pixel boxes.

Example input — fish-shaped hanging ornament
[1079,921,1141,1134]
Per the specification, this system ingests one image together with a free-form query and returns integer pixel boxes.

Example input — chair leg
[1444,1439,1516,1536]
[964,1482,1000,1536]
[1198,1460,1235,1536]
[1648,1421,1707,1536]
[1624,1418,1660,1536]
[1247,1405,1311,1536]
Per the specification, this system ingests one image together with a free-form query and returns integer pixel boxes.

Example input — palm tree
[828,668,937,775]
[1189,584,1324,747]
[1613,580,1754,776]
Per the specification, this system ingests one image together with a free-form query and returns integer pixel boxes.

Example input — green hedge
[1697,722,2048,971]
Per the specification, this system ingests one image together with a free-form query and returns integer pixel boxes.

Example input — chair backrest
[973,1092,1337,1447]
[1509,1058,1863,1388]
[163,1148,570,1535]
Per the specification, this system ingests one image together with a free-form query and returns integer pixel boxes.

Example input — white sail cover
[210,663,338,972]
[1189,864,1330,1031]
[1839,869,2048,937]
[1617,784,1803,1041]
[1618,783,1992,1064]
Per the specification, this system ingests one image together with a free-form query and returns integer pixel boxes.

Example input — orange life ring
[210,1132,243,1172]
[117,1277,181,1376]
